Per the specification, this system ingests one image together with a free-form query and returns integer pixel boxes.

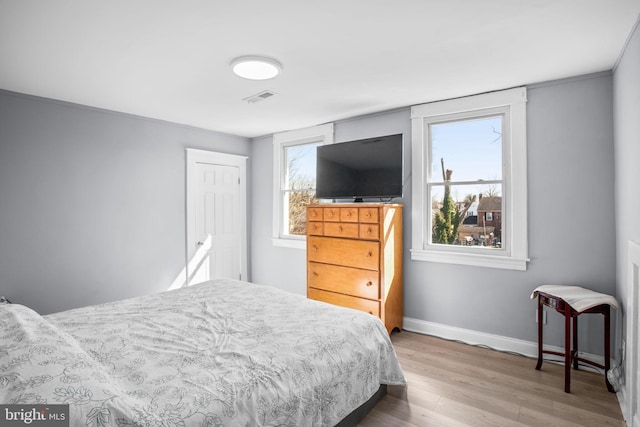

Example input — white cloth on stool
[531,285,618,313]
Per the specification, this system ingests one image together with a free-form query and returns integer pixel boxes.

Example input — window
[272,123,334,249]
[410,88,528,270]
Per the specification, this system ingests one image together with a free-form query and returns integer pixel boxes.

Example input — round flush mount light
[230,55,282,80]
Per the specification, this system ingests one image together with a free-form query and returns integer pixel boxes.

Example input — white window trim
[410,87,529,271]
[272,123,334,249]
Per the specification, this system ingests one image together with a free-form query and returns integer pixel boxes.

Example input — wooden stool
[531,285,618,393]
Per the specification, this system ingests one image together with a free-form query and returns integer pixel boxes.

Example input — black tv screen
[316,134,403,201]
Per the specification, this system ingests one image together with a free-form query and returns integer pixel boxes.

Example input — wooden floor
[359,331,625,427]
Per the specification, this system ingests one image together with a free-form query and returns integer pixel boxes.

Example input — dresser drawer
[308,288,380,317]
[323,207,340,222]
[359,223,379,240]
[307,221,324,236]
[359,207,379,224]
[308,262,380,300]
[307,207,323,221]
[324,222,359,238]
[308,236,379,270]
[340,207,358,222]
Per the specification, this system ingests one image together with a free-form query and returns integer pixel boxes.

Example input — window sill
[411,248,528,271]
[272,238,306,250]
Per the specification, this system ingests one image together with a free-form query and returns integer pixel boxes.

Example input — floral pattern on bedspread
[1,279,405,426]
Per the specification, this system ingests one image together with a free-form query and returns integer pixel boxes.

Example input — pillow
[0,304,136,424]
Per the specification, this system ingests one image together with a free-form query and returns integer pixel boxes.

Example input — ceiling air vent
[242,90,277,103]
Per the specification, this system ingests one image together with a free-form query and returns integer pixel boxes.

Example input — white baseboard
[402,316,605,368]
[618,387,630,424]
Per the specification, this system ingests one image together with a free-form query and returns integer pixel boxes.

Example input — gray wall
[613,19,640,387]
[251,73,616,354]
[250,134,307,296]
[0,90,249,314]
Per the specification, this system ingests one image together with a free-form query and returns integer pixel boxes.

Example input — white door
[186,149,247,286]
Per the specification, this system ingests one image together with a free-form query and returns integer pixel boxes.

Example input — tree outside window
[284,143,320,236]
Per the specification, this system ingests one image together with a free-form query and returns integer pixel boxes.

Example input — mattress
[0,279,405,426]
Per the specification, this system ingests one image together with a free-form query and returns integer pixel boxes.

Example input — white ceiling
[1,1,638,138]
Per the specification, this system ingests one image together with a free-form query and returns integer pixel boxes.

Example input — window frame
[410,87,529,270]
[272,123,334,249]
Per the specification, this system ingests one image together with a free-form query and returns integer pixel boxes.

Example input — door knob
[196,241,204,247]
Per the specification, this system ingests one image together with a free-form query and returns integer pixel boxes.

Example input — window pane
[285,143,320,191]
[285,190,318,236]
[431,115,503,182]
[431,183,503,248]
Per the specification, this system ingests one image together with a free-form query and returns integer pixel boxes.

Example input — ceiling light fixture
[230,56,282,80]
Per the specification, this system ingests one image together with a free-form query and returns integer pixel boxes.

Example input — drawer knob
[312,272,318,277]
[338,226,343,232]
[365,213,371,218]
[328,212,334,217]
[368,311,374,315]
[366,281,373,287]
[366,251,372,258]
[366,228,372,235]
[312,245,318,252]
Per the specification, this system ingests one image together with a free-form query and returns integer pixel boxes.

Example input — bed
[0,279,405,426]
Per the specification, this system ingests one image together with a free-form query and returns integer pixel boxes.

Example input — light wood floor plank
[359,332,625,427]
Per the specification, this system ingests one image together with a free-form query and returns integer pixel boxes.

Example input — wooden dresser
[306,203,403,333]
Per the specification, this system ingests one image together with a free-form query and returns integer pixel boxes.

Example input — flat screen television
[316,134,403,202]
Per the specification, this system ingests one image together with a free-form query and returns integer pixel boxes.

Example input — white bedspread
[530,284,618,313]
[0,279,405,426]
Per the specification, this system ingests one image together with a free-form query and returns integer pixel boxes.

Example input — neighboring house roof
[478,196,502,212]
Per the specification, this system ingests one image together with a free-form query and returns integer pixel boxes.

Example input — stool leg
[572,315,579,370]
[564,304,572,393]
[536,294,543,370]
[604,305,614,393]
